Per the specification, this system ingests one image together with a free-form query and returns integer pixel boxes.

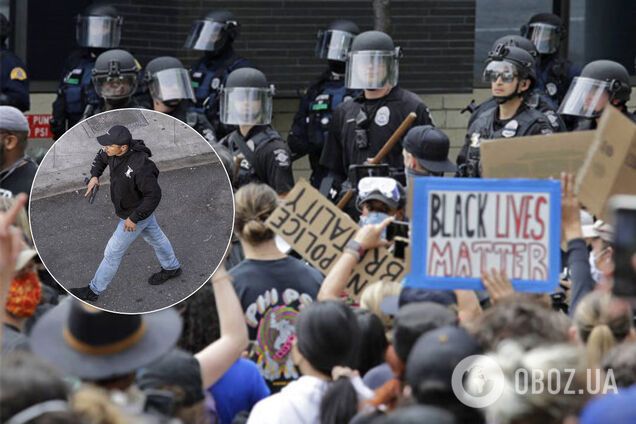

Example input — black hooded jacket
[89,139,161,223]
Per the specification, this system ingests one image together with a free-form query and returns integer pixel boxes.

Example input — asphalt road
[30,162,234,314]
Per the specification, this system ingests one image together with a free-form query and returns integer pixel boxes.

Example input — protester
[602,342,636,388]
[354,309,389,377]
[247,300,373,424]
[0,106,38,198]
[402,125,457,177]
[359,280,402,337]
[356,177,405,226]
[572,291,635,368]
[230,183,322,392]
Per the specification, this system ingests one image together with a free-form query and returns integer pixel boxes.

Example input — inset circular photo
[29,108,234,313]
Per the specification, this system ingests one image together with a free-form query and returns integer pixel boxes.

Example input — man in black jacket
[70,125,181,302]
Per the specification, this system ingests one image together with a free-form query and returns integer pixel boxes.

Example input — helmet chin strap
[493,81,524,104]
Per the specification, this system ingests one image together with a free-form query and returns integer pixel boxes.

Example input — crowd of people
[1,3,636,424]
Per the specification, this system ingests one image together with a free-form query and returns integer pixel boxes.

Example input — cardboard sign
[266,179,405,300]
[405,177,561,292]
[481,130,595,179]
[26,114,53,139]
[576,106,636,220]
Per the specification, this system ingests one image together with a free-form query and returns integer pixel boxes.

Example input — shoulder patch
[272,148,290,168]
[10,67,27,81]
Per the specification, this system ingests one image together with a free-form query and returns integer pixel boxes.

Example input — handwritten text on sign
[266,179,405,300]
[406,177,561,292]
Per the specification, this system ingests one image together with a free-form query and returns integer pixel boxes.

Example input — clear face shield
[345,50,399,89]
[92,73,137,100]
[527,23,560,54]
[75,15,122,48]
[149,68,196,103]
[184,20,226,51]
[558,77,612,118]
[315,29,355,62]
[220,87,274,125]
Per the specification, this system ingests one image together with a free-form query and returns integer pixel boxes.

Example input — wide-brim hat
[29,297,182,380]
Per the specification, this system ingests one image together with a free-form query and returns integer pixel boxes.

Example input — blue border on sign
[405,177,561,293]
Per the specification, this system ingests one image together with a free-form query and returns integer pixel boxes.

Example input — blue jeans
[89,214,180,294]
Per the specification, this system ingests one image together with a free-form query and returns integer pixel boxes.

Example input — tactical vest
[467,105,550,146]
[190,54,242,110]
[306,80,352,151]
[62,58,99,117]
[227,127,280,188]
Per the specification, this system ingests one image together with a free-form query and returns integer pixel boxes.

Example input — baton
[337,111,418,210]
[84,177,99,204]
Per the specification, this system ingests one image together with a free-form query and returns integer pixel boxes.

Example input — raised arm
[196,264,249,389]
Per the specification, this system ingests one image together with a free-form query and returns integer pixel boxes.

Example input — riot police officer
[185,10,252,139]
[0,13,29,112]
[219,68,294,195]
[50,4,122,138]
[287,19,361,189]
[457,44,553,177]
[319,30,433,195]
[559,60,634,130]
[88,49,146,116]
[467,35,565,132]
[145,56,216,143]
[521,13,580,107]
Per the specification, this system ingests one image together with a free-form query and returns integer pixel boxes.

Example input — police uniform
[86,96,147,118]
[287,70,360,188]
[170,101,216,144]
[467,89,566,133]
[0,47,30,112]
[458,103,553,168]
[320,86,433,182]
[50,49,101,138]
[190,48,252,138]
[535,55,580,107]
[222,125,294,194]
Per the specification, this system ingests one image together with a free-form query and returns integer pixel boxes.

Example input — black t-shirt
[0,157,38,198]
[230,256,323,392]
[319,86,433,180]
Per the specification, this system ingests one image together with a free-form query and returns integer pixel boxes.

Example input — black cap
[97,125,132,146]
[225,67,269,89]
[136,348,205,407]
[405,326,482,396]
[403,125,457,173]
[351,30,394,52]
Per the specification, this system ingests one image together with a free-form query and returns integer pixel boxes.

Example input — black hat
[97,125,132,146]
[137,348,205,407]
[405,326,481,395]
[403,125,457,173]
[29,298,182,380]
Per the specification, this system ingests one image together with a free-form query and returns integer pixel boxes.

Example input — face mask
[589,251,602,283]
[359,211,390,239]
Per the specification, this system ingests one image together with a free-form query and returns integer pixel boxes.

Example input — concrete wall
[31,109,217,199]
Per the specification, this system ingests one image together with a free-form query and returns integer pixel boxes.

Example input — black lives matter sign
[266,179,404,300]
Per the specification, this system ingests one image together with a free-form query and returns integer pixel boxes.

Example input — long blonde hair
[574,292,633,367]
[234,183,278,245]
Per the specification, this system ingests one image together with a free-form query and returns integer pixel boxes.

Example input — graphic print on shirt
[245,288,314,389]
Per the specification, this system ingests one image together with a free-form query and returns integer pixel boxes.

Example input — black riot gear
[184,10,240,55]
[75,4,122,49]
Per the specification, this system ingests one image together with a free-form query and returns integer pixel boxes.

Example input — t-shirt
[208,358,271,424]
[230,256,323,392]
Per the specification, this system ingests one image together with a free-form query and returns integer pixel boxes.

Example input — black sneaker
[69,285,99,302]
[148,267,182,285]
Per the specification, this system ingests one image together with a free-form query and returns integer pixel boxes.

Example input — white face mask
[589,251,602,283]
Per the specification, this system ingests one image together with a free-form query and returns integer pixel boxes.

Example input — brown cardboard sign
[576,106,636,219]
[266,179,405,300]
[481,131,595,179]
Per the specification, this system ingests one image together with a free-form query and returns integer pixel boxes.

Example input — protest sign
[576,106,636,220]
[481,130,595,179]
[405,177,561,292]
[266,179,405,300]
